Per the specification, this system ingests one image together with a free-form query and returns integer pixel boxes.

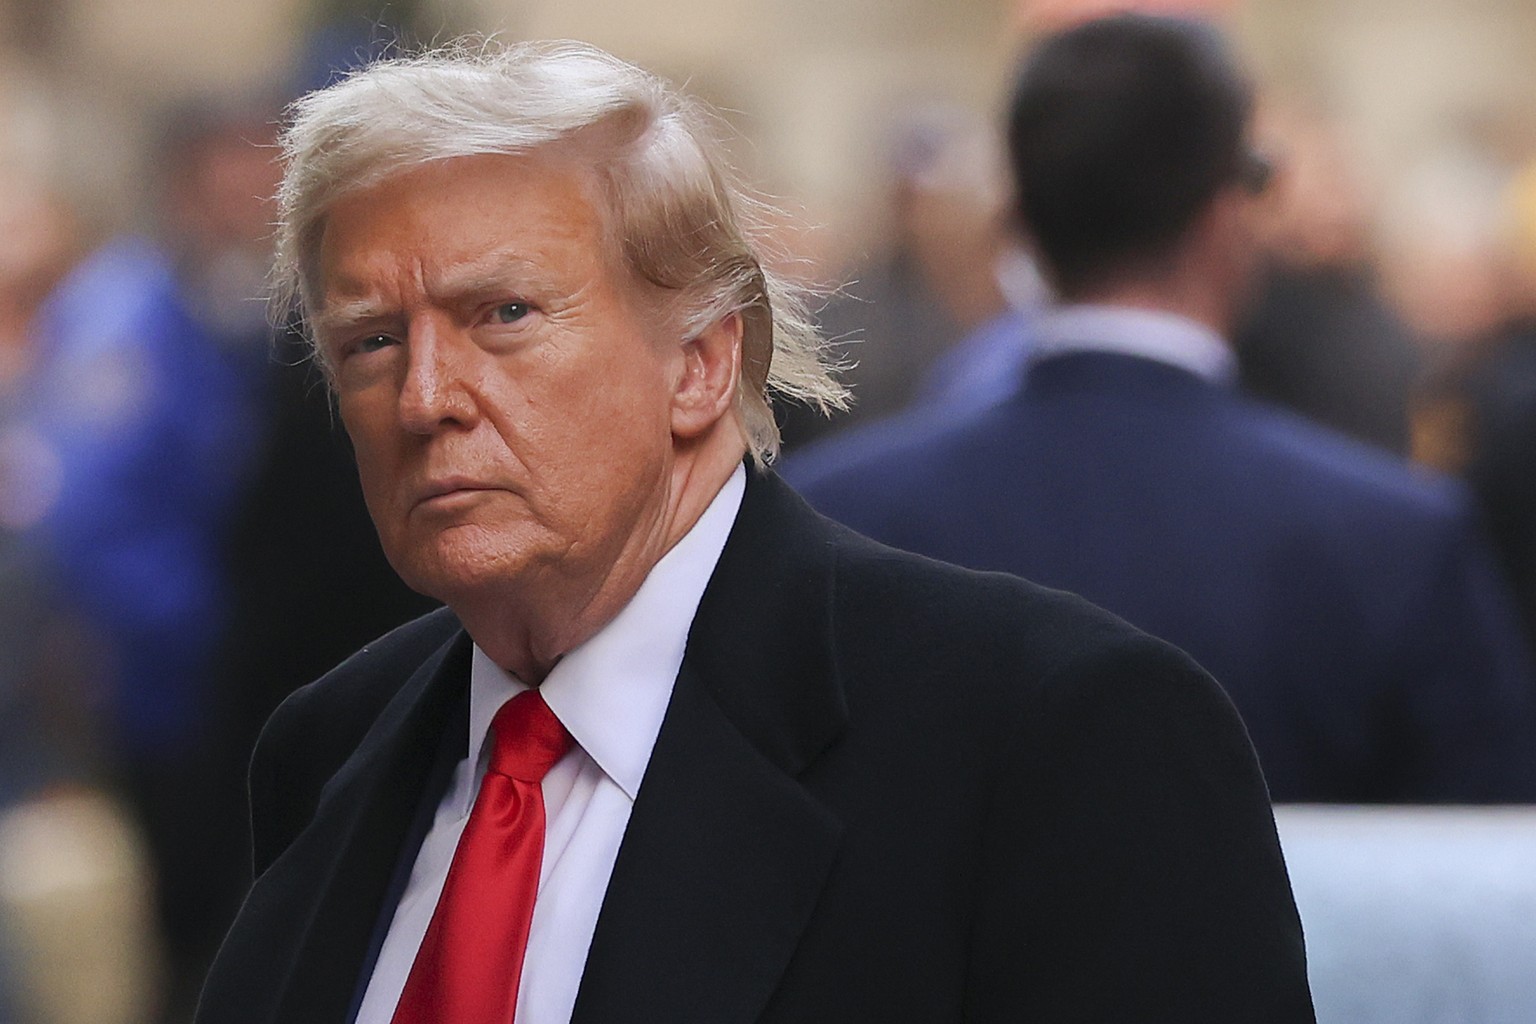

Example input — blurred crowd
[788,71,1536,488]
[0,44,436,1024]
[783,22,1536,698]
[2,3,1536,1024]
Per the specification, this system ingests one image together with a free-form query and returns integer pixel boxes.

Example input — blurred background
[3,0,1536,1022]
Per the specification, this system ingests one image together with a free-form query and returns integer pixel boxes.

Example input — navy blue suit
[787,351,1536,803]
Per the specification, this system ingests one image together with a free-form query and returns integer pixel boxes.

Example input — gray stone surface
[1276,805,1536,1024]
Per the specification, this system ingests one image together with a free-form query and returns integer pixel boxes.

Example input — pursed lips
[410,477,507,514]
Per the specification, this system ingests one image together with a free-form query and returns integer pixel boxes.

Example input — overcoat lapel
[249,630,472,1024]
[569,662,842,1023]
[571,470,850,1024]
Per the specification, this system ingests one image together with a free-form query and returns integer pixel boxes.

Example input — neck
[1069,278,1232,340]
[456,428,745,685]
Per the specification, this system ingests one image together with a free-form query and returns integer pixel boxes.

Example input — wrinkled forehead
[304,149,688,362]
[304,148,629,308]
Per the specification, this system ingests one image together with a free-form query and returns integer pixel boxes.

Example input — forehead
[314,152,616,308]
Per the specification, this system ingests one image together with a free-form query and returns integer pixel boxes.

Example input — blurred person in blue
[788,13,1536,803]
[0,172,89,807]
[777,108,1036,450]
[0,169,160,1024]
[0,172,82,1024]
[21,99,282,1014]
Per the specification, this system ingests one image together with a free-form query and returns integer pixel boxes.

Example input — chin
[387,528,542,605]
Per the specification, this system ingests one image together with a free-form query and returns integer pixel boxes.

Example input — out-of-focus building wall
[0,0,303,231]
[1237,0,1536,180]
[2,0,1534,288]
[456,0,1019,268]
[1236,0,1536,350]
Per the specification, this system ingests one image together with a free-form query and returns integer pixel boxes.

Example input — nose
[399,316,479,434]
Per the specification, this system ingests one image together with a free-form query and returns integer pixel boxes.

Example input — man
[196,41,1313,1023]
[789,15,1536,803]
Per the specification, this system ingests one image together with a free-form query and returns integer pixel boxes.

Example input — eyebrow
[314,249,566,338]
[312,300,396,343]
[435,250,561,301]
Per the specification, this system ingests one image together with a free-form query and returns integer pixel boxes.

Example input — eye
[491,301,531,324]
[355,334,396,354]
[328,332,396,365]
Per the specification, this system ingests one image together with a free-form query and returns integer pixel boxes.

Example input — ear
[670,312,743,441]
[1198,186,1259,255]
[1182,187,1263,331]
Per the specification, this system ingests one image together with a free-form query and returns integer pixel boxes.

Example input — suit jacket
[788,351,1536,803]
[196,468,1314,1023]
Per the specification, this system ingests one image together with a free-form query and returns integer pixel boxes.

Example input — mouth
[412,479,504,512]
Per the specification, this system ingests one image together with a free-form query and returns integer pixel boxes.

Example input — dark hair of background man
[1007,14,1254,298]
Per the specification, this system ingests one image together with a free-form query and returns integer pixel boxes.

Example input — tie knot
[488,690,573,783]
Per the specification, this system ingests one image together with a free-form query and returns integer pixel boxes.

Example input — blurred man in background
[789,13,1536,803]
[0,171,87,849]
[0,169,85,1024]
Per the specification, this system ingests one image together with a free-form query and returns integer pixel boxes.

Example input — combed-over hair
[273,39,847,462]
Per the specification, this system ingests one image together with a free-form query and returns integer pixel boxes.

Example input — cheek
[542,338,676,443]
[540,358,676,510]
[338,398,402,501]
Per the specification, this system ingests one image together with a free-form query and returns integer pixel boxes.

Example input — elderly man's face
[314,154,682,613]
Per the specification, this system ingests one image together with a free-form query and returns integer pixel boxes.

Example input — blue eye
[356,334,395,354]
[493,302,530,324]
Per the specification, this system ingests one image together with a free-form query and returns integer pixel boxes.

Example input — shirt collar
[466,464,747,805]
[1032,304,1237,386]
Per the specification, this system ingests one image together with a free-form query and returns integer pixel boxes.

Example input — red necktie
[392,688,573,1024]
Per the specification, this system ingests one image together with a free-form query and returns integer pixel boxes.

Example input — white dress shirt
[1032,303,1237,386]
[355,465,746,1024]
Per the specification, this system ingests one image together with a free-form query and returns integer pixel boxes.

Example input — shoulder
[830,525,1119,649]
[783,404,1007,533]
[785,405,981,487]
[248,605,460,865]
[257,604,461,765]
[820,526,1309,1016]
[824,521,1233,726]
[1232,396,1472,529]
[730,469,1208,713]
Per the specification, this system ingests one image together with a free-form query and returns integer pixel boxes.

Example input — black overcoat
[196,469,1314,1023]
